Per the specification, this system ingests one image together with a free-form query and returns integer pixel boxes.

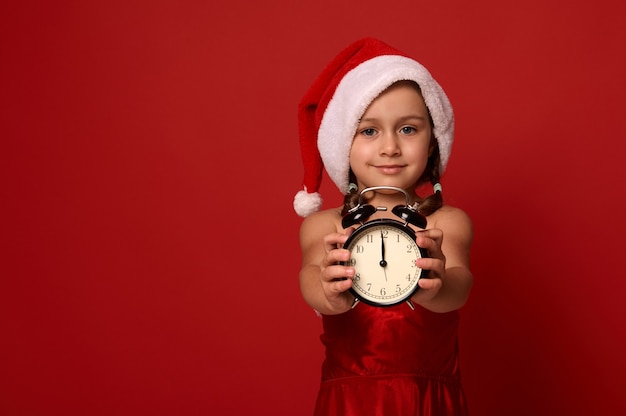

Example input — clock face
[343,219,426,307]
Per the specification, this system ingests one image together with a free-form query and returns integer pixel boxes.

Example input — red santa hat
[293,38,455,217]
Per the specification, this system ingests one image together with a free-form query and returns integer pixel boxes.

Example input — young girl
[293,38,473,415]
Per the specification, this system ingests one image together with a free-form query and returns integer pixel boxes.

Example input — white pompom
[293,189,323,217]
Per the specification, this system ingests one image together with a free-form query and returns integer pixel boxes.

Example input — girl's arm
[298,210,356,315]
[410,206,474,313]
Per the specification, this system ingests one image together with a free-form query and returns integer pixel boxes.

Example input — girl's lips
[376,165,405,174]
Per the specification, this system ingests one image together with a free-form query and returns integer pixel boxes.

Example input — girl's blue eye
[400,126,416,134]
[362,128,376,136]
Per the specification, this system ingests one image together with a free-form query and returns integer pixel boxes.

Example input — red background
[2,1,625,414]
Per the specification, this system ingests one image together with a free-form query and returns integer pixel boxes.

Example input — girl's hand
[318,228,356,312]
[411,228,446,305]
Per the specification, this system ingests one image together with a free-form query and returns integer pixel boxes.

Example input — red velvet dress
[314,302,467,416]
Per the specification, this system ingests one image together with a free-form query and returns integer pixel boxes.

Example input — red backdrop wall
[2,1,625,414]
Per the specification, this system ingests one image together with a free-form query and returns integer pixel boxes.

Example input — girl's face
[349,81,433,193]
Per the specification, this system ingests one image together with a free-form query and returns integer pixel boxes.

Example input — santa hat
[293,38,454,217]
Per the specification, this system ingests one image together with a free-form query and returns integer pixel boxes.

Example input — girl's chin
[358,183,416,197]
[359,180,415,191]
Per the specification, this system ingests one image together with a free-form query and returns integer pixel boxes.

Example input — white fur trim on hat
[293,188,323,217]
[318,55,454,195]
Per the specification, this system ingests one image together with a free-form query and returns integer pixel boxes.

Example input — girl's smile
[374,164,408,175]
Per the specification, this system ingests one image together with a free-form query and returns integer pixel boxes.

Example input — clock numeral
[406,274,412,281]
[356,245,364,253]
[381,230,388,238]
[354,273,360,282]
[367,283,372,292]
[396,284,402,292]
[366,235,373,243]
[380,288,386,296]
[406,244,413,253]
[348,258,356,266]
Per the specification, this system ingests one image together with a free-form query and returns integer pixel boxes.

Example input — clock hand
[379,230,387,268]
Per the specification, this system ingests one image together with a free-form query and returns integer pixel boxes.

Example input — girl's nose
[379,132,401,156]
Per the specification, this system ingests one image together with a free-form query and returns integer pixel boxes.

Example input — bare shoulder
[431,204,472,225]
[299,207,343,243]
[427,205,473,267]
[428,205,473,241]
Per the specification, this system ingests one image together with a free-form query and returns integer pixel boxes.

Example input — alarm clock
[341,186,428,309]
